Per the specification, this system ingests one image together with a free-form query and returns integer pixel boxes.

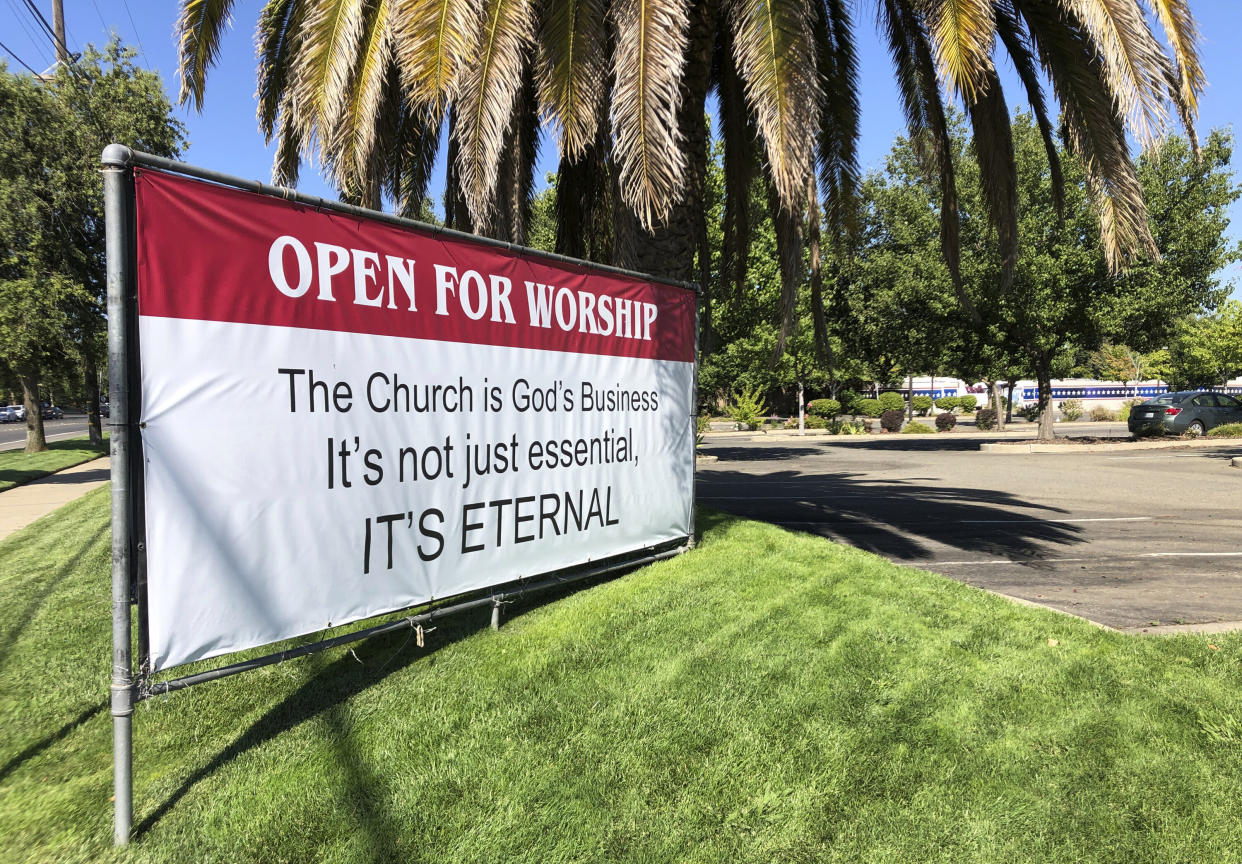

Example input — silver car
[1128,391,1242,436]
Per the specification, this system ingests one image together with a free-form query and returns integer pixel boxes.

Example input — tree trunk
[906,374,914,420]
[19,366,47,453]
[798,381,805,435]
[84,345,103,446]
[990,379,1006,432]
[1035,355,1055,441]
[1005,381,1015,424]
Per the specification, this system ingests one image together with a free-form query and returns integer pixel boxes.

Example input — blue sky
[2,0,1239,292]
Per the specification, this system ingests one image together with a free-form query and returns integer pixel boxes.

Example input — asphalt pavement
[0,417,91,451]
[697,433,1242,632]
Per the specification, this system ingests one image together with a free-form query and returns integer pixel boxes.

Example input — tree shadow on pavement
[696,465,1084,563]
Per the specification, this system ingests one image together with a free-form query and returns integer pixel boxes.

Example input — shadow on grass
[133,565,638,843]
[0,438,107,490]
[695,464,1084,564]
[0,701,104,783]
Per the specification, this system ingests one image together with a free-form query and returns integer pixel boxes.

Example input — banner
[134,169,695,671]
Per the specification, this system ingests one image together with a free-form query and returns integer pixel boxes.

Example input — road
[697,434,1242,631]
[0,417,92,450]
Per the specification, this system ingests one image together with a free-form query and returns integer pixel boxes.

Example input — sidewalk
[0,457,110,542]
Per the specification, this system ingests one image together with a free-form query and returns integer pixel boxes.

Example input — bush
[1057,398,1083,421]
[839,390,861,414]
[1118,398,1144,422]
[829,419,870,435]
[878,391,905,413]
[807,398,841,418]
[901,421,935,434]
[727,385,769,431]
[880,409,905,432]
[1090,405,1117,422]
[1208,422,1242,437]
[958,395,977,413]
[935,412,957,432]
[1134,425,1167,438]
[911,395,933,416]
[1017,404,1040,422]
[696,414,709,447]
[976,408,998,431]
[935,396,960,412]
[856,397,882,418]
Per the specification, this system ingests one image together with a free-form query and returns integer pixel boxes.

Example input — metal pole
[103,144,135,846]
[688,292,700,550]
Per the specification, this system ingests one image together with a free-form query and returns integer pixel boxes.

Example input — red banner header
[134,169,695,363]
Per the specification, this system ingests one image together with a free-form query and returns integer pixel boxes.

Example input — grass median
[0,437,107,492]
[2,489,1240,863]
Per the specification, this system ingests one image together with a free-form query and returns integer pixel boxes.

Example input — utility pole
[52,0,69,65]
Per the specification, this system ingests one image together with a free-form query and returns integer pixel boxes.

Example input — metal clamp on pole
[103,143,136,847]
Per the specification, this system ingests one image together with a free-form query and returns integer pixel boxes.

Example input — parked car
[40,405,63,419]
[1128,391,1242,436]
[0,406,15,423]
[4,405,25,422]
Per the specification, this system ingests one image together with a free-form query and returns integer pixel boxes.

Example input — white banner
[134,170,695,671]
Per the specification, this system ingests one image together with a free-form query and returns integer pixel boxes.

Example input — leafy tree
[0,43,185,451]
[1166,301,1242,387]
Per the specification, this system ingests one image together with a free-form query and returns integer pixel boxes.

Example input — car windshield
[1148,395,1178,405]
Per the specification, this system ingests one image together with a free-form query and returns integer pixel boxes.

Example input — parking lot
[697,434,1242,631]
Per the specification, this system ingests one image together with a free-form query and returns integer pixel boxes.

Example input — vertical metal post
[103,144,135,846]
[490,598,502,631]
[688,291,700,550]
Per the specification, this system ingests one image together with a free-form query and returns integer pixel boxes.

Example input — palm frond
[536,0,608,161]
[177,0,237,108]
[610,0,689,230]
[1015,0,1158,269]
[921,0,995,102]
[1143,0,1203,117]
[994,1,1063,213]
[291,0,367,154]
[256,0,306,139]
[387,80,444,218]
[965,68,1018,289]
[717,32,756,302]
[453,0,535,229]
[816,0,860,240]
[327,0,393,190]
[1061,0,1170,144]
[727,0,821,211]
[271,93,305,186]
[393,0,481,114]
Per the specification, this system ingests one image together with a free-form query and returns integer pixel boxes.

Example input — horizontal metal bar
[101,144,699,295]
[136,543,687,700]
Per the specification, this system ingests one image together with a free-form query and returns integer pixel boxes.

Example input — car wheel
[1188,420,1206,436]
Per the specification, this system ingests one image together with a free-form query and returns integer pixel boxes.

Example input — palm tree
[177,0,1204,351]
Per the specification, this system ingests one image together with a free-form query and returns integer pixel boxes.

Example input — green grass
[0,437,106,492]
[2,492,1241,863]
[1207,422,1242,438]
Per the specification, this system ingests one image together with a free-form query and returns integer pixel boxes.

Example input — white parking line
[960,516,1152,524]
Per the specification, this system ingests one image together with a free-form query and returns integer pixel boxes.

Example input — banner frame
[102,144,700,845]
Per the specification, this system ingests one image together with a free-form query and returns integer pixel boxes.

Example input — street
[0,416,91,450]
[697,434,1242,631]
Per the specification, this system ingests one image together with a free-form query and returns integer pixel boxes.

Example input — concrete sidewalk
[0,457,110,542]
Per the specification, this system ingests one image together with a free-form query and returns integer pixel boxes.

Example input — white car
[4,405,25,422]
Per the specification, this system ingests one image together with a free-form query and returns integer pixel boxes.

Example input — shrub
[911,395,933,416]
[1090,405,1117,422]
[958,395,977,413]
[1017,404,1040,422]
[1134,425,1167,438]
[880,409,905,432]
[829,419,869,435]
[856,397,882,417]
[1208,422,1242,437]
[839,390,861,414]
[976,408,998,431]
[1118,398,1144,422]
[878,391,905,413]
[901,421,935,434]
[804,415,827,429]
[807,398,841,418]
[1057,398,1083,421]
[935,412,957,432]
[935,396,960,412]
[727,385,769,431]
[696,414,709,446]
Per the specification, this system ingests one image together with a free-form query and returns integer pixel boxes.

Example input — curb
[1234,457,1242,469]
[980,438,1240,454]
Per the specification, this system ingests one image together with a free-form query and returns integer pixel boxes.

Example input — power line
[0,36,42,76]
[119,0,149,68]
[4,0,50,62]
[20,0,75,64]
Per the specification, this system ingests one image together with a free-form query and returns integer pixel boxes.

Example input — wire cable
[0,36,42,76]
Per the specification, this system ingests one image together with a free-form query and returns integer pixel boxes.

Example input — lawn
[1,489,1240,863]
[0,437,107,492]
